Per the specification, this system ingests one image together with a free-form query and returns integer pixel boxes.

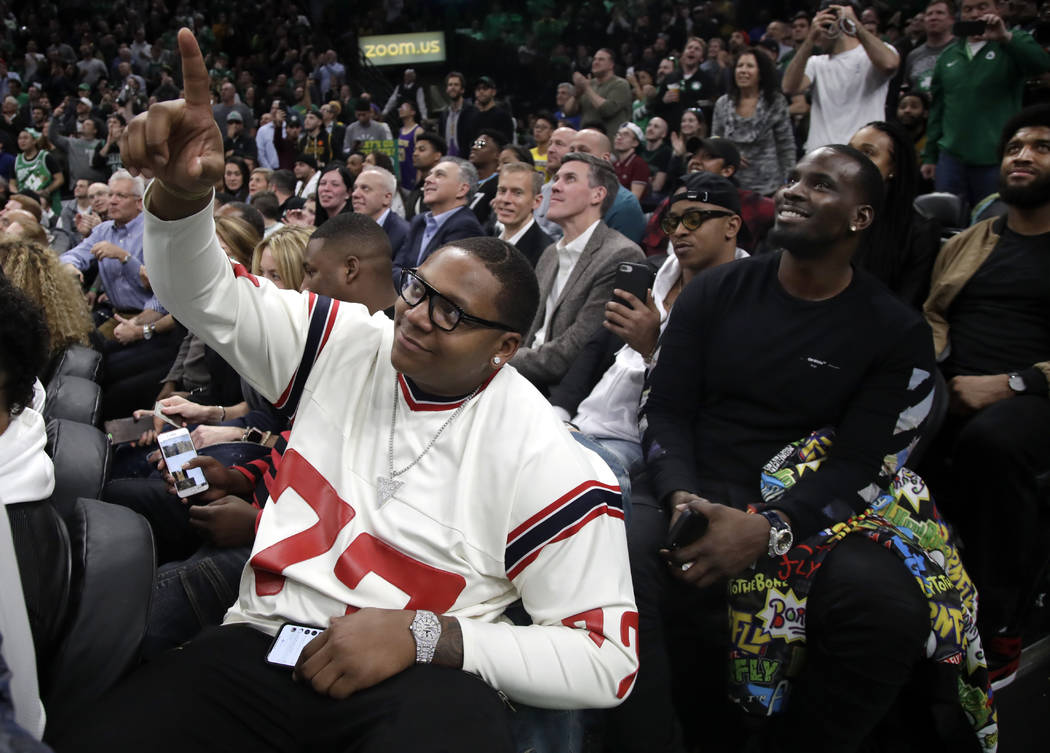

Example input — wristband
[155,178,213,202]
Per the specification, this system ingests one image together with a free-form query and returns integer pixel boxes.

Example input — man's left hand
[572,71,590,91]
[294,609,416,699]
[188,496,258,547]
[663,498,770,588]
[949,374,1013,414]
[91,241,130,263]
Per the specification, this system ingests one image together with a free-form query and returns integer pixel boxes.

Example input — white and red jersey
[144,196,639,709]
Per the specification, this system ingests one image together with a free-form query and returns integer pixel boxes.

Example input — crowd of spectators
[2,0,1050,751]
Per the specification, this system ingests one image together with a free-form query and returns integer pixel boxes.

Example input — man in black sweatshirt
[621,145,955,753]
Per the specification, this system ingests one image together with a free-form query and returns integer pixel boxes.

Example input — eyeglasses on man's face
[660,208,733,234]
[398,268,515,333]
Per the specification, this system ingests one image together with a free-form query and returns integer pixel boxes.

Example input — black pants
[100,327,183,420]
[607,482,929,753]
[921,394,1050,634]
[49,624,514,753]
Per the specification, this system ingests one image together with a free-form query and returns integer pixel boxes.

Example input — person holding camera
[920,0,1050,206]
[782,1,900,152]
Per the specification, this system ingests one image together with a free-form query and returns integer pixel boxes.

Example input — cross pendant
[376,476,404,506]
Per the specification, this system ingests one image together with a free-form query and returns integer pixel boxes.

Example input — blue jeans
[142,545,250,661]
[934,151,1000,210]
[570,433,643,526]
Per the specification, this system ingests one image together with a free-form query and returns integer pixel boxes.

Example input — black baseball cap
[671,172,741,215]
[287,113,302,127]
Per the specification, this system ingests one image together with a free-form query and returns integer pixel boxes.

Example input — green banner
[360,139,400,174]
[360,32,446,66]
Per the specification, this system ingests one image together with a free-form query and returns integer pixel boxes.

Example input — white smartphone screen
[157,427,209,498]
[266,623,324,668]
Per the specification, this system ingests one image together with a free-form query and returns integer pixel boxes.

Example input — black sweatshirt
[640,251,936,541]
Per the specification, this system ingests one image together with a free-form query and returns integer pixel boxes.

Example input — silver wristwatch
[1008,372,1026,394]
[759,510,793,557]
[409,610,441,664]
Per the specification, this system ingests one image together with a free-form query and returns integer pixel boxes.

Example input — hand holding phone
[158,427,210,498]
[267,623,324,668]
[611,262,655,309]
[665,507,709,550]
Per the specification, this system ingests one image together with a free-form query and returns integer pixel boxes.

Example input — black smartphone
[666,507,709,550]
[953,20,987,37]
[612,262,655,309]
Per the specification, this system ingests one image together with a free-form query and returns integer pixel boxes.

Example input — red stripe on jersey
[232,261,260,287]
[398,370,499,412]
[318,300,339,353]
[508,480,620,542]
[506,505,623,580]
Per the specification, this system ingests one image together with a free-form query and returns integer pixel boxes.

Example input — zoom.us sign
[360,32,446,66]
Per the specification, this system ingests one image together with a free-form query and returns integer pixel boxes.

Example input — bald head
[569,129,613,162]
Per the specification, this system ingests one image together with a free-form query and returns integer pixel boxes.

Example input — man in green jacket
[920,0,1050,206]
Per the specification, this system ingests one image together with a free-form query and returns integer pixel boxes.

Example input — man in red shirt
[613,122,651,200]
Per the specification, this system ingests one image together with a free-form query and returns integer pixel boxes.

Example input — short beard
[999,170,1050,209]
[767,223,838,260]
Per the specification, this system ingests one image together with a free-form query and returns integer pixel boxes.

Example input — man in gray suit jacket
[512,153,644,392]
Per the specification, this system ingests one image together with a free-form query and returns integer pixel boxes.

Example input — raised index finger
[177,27,211,107]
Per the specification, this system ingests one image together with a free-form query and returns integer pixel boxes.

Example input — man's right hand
[120,28,224,202]
[920,163,936,181]
[164,455,253,502]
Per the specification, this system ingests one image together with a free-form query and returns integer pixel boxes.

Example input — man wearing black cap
[549,172,748,499]
[641,137,774,255]
[223,110,257,164]
[299,106,333,166]
[273,110,304,170]
[342,96,392,157]
[293,154,319,198]
[472,76,514,145]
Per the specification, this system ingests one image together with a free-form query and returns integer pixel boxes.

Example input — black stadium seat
[46,345,104,384]
[9,419,154,740]
[913,192,969,239]
[43,374,103,427]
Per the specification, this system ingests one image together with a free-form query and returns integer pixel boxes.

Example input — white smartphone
[157,427,210,498]
[266,623,324,668]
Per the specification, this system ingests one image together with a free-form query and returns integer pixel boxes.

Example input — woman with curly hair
[0,238,92,357]
[251,225,311,291]
[712,48,795,195]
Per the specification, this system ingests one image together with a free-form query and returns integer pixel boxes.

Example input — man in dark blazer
[492,162,552,267]
[511,153,644,392]
[393,157,484,284]
[351,166,409,262]
[437,71,477,159]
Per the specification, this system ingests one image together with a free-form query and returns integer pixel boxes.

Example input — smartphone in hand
[953,20,988,37]
[666,507,709,550]
[612,262,655,309]
[158,427,210,498]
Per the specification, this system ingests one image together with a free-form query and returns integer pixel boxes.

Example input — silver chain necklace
[376,376,482,505]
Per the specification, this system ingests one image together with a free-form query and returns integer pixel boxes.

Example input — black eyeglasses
[399,268,516,333]
[660,208,733,234]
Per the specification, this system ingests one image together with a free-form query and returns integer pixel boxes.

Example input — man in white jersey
[56,29,638,753]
